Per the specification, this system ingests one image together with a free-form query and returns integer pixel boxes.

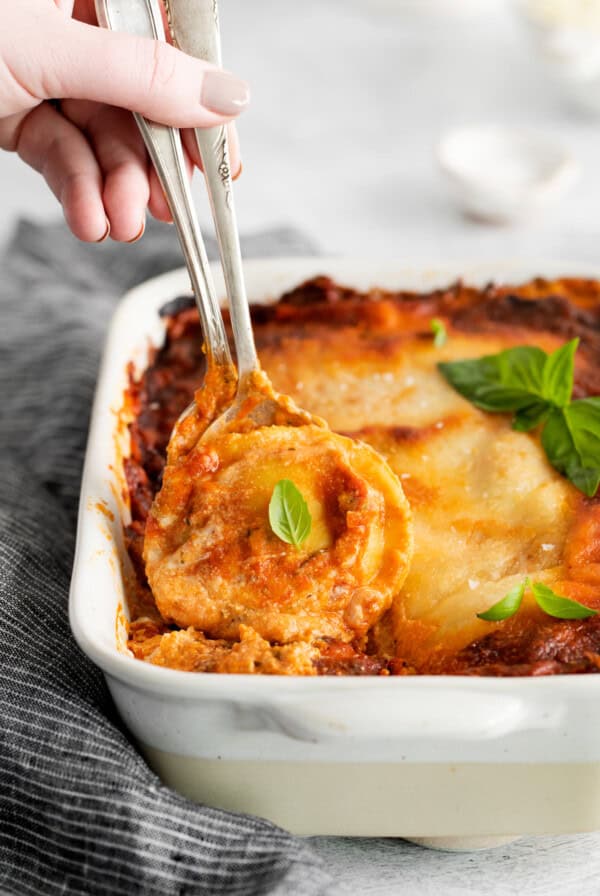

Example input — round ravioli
[144,424,413,644]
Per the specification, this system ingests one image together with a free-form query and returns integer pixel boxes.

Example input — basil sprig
[542,400,600,498]
[530,581,597,620]
[438,339,600,496]
[477,578,597,622]
[477,580,526,621]
[430,318,447,347]
[268,479,312,547]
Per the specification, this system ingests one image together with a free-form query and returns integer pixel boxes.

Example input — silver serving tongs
[97,0,306,434]
[95,0,233,379]
[163,0,314,434]
[163,0,259,383]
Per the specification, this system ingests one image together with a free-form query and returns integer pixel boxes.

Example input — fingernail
[127,220,146,244]
[232,161,243,182]
[201,72,250,117]
[96,219,110,243]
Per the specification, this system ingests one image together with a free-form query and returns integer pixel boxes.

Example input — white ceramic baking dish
[70,257,600,848]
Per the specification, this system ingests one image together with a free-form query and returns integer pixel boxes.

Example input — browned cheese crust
[124,276,600,675]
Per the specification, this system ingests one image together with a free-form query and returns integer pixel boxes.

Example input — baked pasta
[144,413,413,645]
[123,275,600,675]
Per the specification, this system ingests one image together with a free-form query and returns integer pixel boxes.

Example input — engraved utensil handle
[95,0,232,371]
[166,0,259,380]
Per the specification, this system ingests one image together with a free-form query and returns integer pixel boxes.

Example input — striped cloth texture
[0,219,341,896]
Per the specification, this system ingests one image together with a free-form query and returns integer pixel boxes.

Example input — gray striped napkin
[0,219,340,896]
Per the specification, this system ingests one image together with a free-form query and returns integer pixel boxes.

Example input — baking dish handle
[259,688,564,742]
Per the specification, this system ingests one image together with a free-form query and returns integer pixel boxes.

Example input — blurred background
[4,0,600,262]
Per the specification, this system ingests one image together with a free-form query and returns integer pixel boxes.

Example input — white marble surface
[4,2,600,893]
[310,834,600,895]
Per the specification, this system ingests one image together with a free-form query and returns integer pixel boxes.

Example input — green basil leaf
[498,345,548,397]
[567,465,600,498]
[512,401,551,433]
[542,338,578,407]
[541,405,600,497]
[531,581,597,619]
[541,406,573,474]
[438,345,547,413]
[477,580,526,621]
[565,397,600,458]
[430,318,447,348]
[268,479,312,547]
[439,339,600,496]
[439,340,579,415]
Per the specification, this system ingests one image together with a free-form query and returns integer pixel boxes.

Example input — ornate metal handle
[95,0,232,372]
[165,0,259,380]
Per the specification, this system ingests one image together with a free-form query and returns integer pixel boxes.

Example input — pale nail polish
[201,72,250,116]
[232,161,243,182]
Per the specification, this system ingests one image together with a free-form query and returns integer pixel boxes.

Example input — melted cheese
[127,277,600,674]
[257,321,591,666]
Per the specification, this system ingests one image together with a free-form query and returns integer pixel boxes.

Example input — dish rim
[69,254,600,698]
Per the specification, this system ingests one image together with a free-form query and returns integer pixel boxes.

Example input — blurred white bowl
[515,0,600,115]
[437,125,579,224]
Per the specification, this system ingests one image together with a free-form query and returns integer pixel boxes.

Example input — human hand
[0,0,249,242]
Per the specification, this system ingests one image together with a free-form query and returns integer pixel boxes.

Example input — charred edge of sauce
[436,616,600,677]
[313,641,391,676]
[159,294,195,318]
[123,275,600,676]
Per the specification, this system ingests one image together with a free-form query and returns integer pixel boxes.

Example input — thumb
[42,18,250,128]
